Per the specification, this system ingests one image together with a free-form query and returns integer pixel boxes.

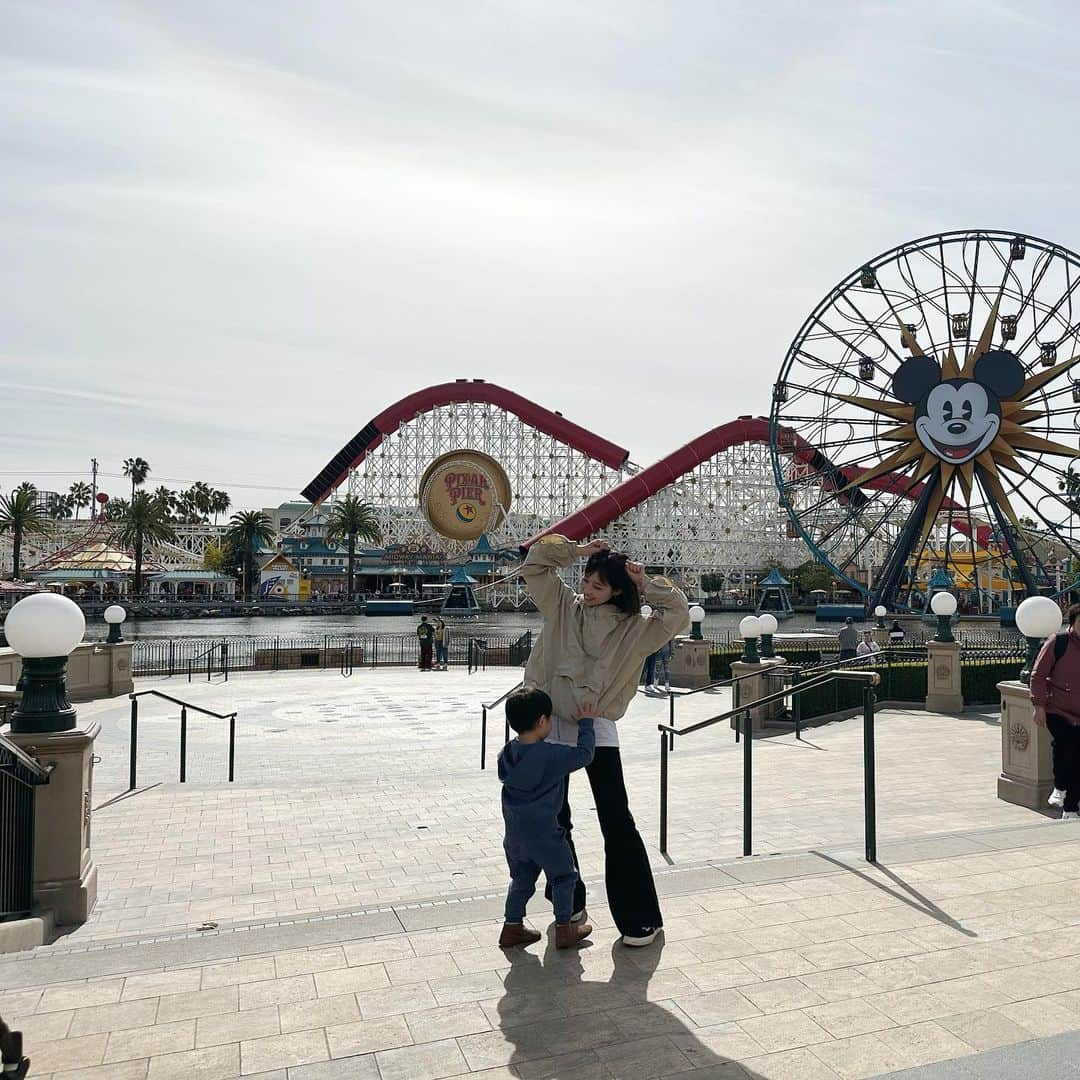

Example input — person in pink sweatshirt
[1030,602,1080,818]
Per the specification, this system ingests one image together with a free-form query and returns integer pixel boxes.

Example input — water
[86,610,1009,643]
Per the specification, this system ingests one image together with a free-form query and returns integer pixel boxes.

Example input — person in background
[434,618,449,671]
[856,630,880,657]
[1030,603,1080,818]
[416,615,434,671]
[889,620,905,645]
[645,639,674,691]
[837,617,859,660]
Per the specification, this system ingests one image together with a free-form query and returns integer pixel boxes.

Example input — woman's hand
[578,539,610,557]
[625,560,647,588]
[575,702,597,721]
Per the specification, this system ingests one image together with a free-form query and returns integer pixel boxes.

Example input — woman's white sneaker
[621,929,660,947]
[1049,788,1067,808]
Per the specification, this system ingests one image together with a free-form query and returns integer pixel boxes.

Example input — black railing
[479,681,525,770]
[133,632,531,677]
[128,691,237,789]
[0,734,53,921]
[657,668,879,861]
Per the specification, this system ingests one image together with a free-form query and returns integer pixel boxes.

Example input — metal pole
[863,683,877,863]
[481,706,488,770]
[659,729,669,854]
[223,642,229,682]
[793,670,802,740]
[129,697,138,790]
[668,691,675,752]
[179,706,187,783]
[742,707,752,857]
[228,714,236,782]
[734,677,741,743]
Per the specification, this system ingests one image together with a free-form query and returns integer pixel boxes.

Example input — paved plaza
[3,667,1080,1077]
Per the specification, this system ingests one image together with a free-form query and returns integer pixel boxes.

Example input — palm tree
[325,496,381,601]
[152,486,177,518]
[69,481,92,520]
[225,511,275,601]
[104,497,130,522]
[111,492,177,595]
[0,489,50,579]
[47,493,74,519]
[122,457,151,498]
[210,488,231,524]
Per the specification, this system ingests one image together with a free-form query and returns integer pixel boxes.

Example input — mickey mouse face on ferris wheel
[891,349,1025,466]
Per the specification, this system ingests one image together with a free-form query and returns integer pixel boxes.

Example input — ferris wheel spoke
[993,460,1080,563]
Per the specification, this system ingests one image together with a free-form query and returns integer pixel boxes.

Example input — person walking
[520,535,689,947]
[434,618,449,670]
[416,615,434,671]
[1030,603,1080,818]
[837,617,859,660]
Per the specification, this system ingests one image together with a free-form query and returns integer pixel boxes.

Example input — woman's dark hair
[1067,603,1080,627]
[583,550,641,614]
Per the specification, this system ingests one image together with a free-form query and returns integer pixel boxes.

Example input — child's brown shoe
[499,923,541,948]
[555,921,592,949]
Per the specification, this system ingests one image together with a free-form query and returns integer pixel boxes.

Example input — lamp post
[1016,595,1062,685]
[930,591,957,643]
[5,594,86,734]
[689,604,705,640]
[758,612,778,658]
[874,604,887,630]
[739,615,762,663]
[104,604,127,644]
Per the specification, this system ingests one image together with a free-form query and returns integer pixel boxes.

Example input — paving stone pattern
[2,667,1078,1078]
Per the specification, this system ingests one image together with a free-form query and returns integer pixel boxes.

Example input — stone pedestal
[8,722,100,925]
[107,642,134,697]
[925,641,964,713]
[670,636,711,689]
[730,659,786,731]
[997,680,1053,810]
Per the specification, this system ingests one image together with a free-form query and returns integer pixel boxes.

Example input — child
[498,687,595,949]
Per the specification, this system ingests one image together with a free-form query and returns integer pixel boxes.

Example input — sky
[4,0,1080,510]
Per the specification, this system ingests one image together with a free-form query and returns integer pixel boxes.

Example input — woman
[520,534,689,946]
[434,618,449,671]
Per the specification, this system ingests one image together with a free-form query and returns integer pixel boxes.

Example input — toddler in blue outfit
[497,687,595,950]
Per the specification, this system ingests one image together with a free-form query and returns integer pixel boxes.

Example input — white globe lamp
[739,614,762,663]
[757,612,778,657]
[104,604,127,644]
[1016,596,1063,685]
[929,591,957,642]
[873,604,887,629]
[689,604,705,640]
[5,593,86,733]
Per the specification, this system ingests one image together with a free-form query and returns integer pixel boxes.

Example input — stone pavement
[3,667,1080,1078]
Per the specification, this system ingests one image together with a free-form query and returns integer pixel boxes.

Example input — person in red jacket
[1030,603,1080,818]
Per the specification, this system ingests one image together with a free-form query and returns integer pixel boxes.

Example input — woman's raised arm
[518,535,599,619]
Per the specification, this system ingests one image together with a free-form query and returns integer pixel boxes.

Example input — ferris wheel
[769,229,1080,611]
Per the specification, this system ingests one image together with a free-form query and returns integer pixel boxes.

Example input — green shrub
[961,659,1022,704]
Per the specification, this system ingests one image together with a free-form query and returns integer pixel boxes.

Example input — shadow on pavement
[495,931,764,1078]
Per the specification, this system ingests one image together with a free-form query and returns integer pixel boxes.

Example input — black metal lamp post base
[10,657,77,734]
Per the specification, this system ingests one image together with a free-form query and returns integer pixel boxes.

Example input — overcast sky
[4,1,1080,509]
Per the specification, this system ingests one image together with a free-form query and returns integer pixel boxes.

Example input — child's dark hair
[506,686,553,734]
[1067,603,1080,627]
[583,550,640,614]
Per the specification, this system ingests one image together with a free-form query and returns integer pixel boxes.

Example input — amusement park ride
[10,230,1080,614]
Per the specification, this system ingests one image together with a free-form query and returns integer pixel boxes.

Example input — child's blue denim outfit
[498,719,595,923]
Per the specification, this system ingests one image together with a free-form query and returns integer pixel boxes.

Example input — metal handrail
[187,641,229,684]
[658,668,879,863]
[0,733,53,783]
[127,691,237,789]
[480,680,525,770]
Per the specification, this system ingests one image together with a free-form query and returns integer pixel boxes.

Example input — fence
[0,734,53,921]
[132,631,533,678]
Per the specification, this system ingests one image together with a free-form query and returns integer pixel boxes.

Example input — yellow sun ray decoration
[771,230,1080,610]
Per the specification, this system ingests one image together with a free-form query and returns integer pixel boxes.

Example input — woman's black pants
[545,746,663,936]
[1047,714,1080,811]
